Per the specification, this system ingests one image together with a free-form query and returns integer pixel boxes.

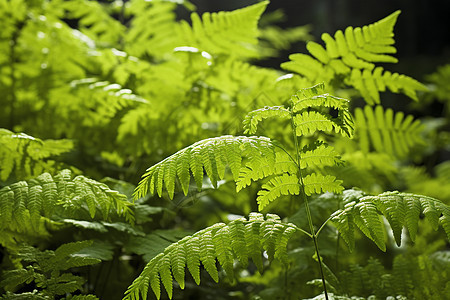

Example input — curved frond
[122,213,299,300]
[243,106,291,134]
[135,136,279,200]
[355,105,424,157]
[257,174,301,210]
[176,1,268,57]
[280,11,427,104]
[0,170,134,237]
[332,189,450,252]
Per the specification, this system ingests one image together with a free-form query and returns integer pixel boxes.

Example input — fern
[0,241,100,297]
[0,129,74,182]
[177,1,269,58]
[123,213,299,300]
[332,189,450,252]
[134,135,278,199]
[281,11,427,104]
[354,105,424,157]
[0,169,134,240]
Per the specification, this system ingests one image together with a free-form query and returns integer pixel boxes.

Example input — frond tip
[122,213,299,300]
[332,189,450,252]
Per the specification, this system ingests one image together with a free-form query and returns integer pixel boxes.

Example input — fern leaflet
[354,105,424,157]
[243,106,291,134]
[332,189,450,252]
[122,213,299,300]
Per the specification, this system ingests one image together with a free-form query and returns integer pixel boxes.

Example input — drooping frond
[354,105,424,157]
[122,213,299,300]
[176,1,268,57]
[243,106,291,134]
[0,129,74,181]
[257,174,301,210]
[331,189,450,252]
[280,11,427,104]
[0,169,134,238]
[134,135,280,200]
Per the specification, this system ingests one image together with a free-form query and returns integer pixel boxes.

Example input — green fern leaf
[122,213,299,300]
[303,173,344,196]
[0,129,74,181]
[0,170,134,237]
[281,11,427,104]
[332,190,450,251]
[355,105,424,157]
[177,1,268,57]
[294,111,353,138]
[257,174,301,210]
[135,136,278,200]
[300,142,342,169]
[243,106,291,134]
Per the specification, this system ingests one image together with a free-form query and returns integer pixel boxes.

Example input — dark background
[189,0,450,79]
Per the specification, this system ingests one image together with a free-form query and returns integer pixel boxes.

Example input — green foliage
[123,213,298,300]
[281,11,427,104]
[0,169,134,242]
[354,105,424,157]
[0,241,100,297]
[0,129,74,182]
[0,1,448,299]
[332,189,450,251]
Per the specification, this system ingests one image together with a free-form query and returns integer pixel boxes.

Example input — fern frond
[290,85,354,138]
[332,189,450,252]
[0,170,134,237]
[176,1,268,57]
[303,173,344,196]
[122,213,299,300]
[236,150,297,192]
[281,11,427,103]
[0,129,74,181]
[294,110,353,138]
[257,174,301,210]
[348,67,428,104]
[243,106,291,134]
[135,135,280,200]
[354,105,424,157]
[60,0,125,44]
[300,142,343,169]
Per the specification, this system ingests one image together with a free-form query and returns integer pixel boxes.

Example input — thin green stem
[290,113,329,300]
[316,215,334,238]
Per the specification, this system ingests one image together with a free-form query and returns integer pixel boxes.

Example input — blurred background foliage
[0,0,449,299]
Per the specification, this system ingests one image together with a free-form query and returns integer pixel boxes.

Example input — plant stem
[290,114,329,300]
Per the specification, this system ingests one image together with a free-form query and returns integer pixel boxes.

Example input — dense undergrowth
[0,1,449,299]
